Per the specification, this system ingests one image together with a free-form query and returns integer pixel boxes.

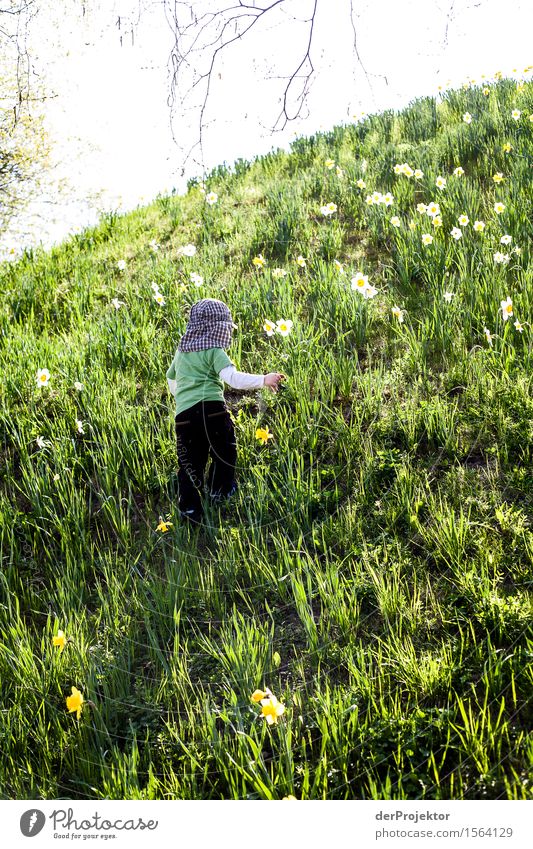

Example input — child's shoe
[179,508,203,525]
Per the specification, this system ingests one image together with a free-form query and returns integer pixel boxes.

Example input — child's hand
[264,372,286,393]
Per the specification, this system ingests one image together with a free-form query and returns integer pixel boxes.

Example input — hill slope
[0,76,532,800]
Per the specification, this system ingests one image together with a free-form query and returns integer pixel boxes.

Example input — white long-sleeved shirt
[167,366,264,397]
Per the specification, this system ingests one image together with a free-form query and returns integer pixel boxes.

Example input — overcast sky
[2,0,531,255]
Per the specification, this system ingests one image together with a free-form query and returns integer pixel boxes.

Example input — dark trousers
[175,400,237,515]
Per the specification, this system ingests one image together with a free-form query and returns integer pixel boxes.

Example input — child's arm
[219,366,285,393]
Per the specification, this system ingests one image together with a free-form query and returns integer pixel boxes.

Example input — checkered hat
[178,298,237,352]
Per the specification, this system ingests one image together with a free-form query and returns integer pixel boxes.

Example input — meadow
[0,73,532,800]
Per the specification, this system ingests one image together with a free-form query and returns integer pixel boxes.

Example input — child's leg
[204,405,237,498]
[175,408,210,516]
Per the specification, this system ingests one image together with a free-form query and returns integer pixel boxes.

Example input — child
[166,298,285,523]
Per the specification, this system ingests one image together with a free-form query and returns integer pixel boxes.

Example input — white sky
[2,0,531,255]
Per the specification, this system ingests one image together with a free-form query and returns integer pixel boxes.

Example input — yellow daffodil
[156,518,173,533]
[421,233,433,245]
[493,172,504,184]
[260,693,286,725]
[494,202,505,214]
[53,630,67,653]
[256,427,273,444]
[324,158,335,170]
[502,142,512,153]
[36,368,50,388]
[500,297,513,321]
[66,686,84,720]
[253,254,266,268]
[251,689,267,703]
[483,87,490,96]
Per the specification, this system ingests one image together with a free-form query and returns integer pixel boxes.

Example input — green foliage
[0,77,532,801]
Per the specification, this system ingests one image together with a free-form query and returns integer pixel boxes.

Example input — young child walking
[166,298,285,523]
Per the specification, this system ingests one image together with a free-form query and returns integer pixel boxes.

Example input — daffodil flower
[263,320,276,336]
[276,319,293,336]
[493,173,504,184]
[111,298,125,310]
[251,689,268,703]
[421,233,433,246]
[190,272,203,286]
[260,693,286,725]
[53,630,67,652]
[36,368,50,388]
[453,166,465,177]
[66,686,84,720]
[494,202,505,215]
[156,518,173,532]
[253,254,266,268]
[436,176,447,190]
[320,202,337,216]
[390,216,401,227]
[514,320,523,332]
[473,220,486,232]
[463,112,472,124]
[205,191,218,205]
[458,215,469,227]
[484,327,493,346]
[73,382,84,391]
[450,227,462,240]
[500,297,513,320]
[500,234,512,245]
[256,427,273,444]
[177,244,196,257]
[391,306,404,323]
[116,259,126,271]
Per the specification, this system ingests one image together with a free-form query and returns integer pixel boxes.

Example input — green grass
[0,75,532,800]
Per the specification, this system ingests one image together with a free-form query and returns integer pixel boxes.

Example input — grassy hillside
[0,74,532,800]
